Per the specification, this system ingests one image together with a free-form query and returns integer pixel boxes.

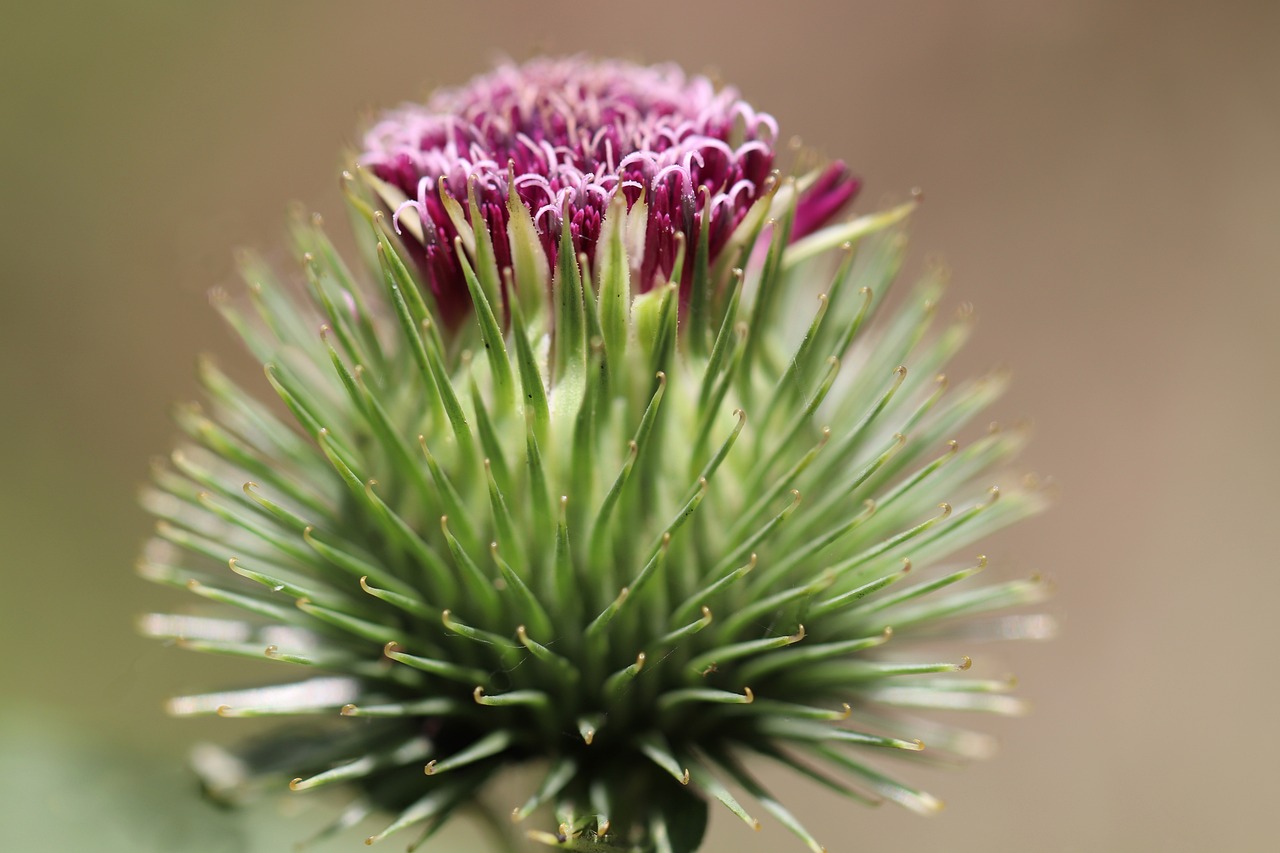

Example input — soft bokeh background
[3,1,1277,850]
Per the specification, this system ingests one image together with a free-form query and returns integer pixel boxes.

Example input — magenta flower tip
[792,161,862,242]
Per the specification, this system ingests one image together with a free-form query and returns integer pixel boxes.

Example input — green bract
[139,62,1051,853]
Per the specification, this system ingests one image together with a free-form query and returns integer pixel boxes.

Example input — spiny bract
[139,57,1053,853]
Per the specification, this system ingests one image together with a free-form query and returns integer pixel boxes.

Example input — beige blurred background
[2,1,1277,850]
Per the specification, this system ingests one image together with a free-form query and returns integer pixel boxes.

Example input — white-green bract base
[139,172,1051,853]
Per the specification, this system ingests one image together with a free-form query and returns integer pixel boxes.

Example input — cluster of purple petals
[361,58,857,324]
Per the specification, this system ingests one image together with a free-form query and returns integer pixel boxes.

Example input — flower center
[361,57,780,321]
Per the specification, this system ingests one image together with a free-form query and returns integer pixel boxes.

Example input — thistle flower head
[140,57,1051,853]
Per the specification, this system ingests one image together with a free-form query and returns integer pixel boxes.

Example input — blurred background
[2,1,1277,850]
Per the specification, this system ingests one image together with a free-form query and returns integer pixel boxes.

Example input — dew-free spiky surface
[138,58,1051,853]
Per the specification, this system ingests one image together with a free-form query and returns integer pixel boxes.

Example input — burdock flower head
[140,57,1052,852]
